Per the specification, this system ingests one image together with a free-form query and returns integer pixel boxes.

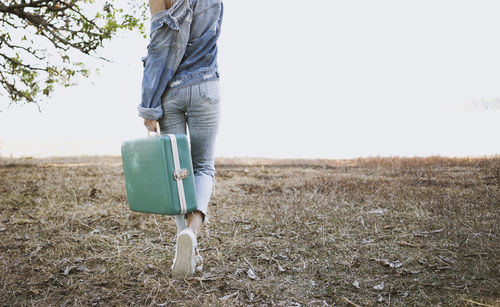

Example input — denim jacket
[138,0,223,120]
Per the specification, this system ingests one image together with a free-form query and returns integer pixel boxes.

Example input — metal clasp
[173,168,189,181]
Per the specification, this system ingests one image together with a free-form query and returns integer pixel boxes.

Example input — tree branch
[0,0,147,104]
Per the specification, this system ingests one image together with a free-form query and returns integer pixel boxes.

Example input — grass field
[0,156,498,306]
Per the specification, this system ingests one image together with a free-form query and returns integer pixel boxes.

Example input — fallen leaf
[373,282,385,291]
[219,291,239,301]
[368,209,385,214]
[383,224,399,230]
[438,255,455,265]
[63,266,75,275]
[357,216,366,228]
[373,258,403,268]
[29,244,43,256]
[257,253,272,261]
[401,269,421,275]
[234,268,246,275]
[362,238,375,244]
[374,258,391,267]
[29,289,40,295]
[247,268,258,280]
[62,266,89,275]
[276,261,286,272]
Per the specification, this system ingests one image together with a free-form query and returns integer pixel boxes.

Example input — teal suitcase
[121,134,197,215]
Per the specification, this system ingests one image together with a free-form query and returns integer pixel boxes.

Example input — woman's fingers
[144,119,158,132]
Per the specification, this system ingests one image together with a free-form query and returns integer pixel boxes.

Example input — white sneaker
[171,228,196,277]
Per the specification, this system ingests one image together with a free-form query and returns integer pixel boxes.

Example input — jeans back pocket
[199,80,220,104]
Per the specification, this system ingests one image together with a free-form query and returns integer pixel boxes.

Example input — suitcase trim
[167,134,188,215]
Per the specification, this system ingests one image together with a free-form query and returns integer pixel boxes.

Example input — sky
[0,0,499,158]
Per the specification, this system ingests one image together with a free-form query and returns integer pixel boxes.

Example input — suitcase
[121,134,197,215]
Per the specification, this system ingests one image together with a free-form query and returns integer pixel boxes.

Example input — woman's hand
[144,119,158,132]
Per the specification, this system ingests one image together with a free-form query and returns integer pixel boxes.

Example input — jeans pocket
[162,87,179,103]
[199,80,220,104]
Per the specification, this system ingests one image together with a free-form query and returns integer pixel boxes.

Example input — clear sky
[1,0,499,158]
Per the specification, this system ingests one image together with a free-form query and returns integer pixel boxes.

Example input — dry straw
[0,155,498,305]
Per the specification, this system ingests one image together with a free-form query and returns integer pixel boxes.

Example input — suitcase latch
[174,168,189,180]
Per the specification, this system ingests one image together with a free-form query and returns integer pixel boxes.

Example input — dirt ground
[0,155,498,306]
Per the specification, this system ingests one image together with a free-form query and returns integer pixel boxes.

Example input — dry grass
[0,155,498,306]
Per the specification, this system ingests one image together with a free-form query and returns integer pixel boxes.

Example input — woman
[139,0,223,277]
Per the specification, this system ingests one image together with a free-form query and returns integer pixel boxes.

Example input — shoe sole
[171,232,194,278]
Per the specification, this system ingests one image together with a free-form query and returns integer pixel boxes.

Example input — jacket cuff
[137,105,163,120]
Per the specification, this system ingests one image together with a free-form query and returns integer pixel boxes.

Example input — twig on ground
[461,298,495,307]
[397,241,424,248]
[341,297,362,307]
[414,229,444,236]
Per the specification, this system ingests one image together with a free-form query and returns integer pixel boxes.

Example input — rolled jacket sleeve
[138,1,193,120]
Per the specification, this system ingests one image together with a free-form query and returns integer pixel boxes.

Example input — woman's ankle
[186,211,203,235]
